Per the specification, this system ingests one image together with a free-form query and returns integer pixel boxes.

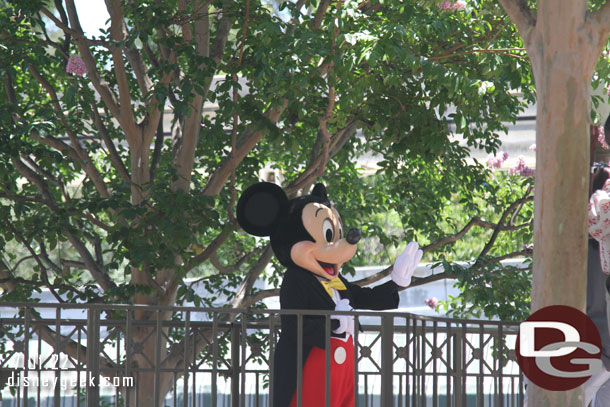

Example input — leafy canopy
[0,0,540,319]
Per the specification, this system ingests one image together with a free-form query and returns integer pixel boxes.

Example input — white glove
[391,241,423,287]
[332,298,355,337]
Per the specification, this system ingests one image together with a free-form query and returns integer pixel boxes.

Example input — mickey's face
[236,182,360,276]
[290,202,357,280]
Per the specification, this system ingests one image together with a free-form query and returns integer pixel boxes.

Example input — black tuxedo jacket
[273,265,400,406]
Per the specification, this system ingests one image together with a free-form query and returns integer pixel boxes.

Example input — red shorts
[289,337,355,407]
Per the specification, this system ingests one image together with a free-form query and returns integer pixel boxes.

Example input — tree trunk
[125,328,174,407]
[527,1,602,405]
[529,6,597,311]
[530,61,590,405]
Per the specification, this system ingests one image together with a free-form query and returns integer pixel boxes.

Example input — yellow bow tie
[320,278,347,298]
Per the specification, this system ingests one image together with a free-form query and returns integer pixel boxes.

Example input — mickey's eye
[338,223,343,240]
[323,219,334,243]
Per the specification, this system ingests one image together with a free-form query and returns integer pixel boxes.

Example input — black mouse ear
[311,183,328,201]
[236,182,288,236]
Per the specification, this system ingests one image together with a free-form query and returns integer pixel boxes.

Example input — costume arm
[346,279,400,310]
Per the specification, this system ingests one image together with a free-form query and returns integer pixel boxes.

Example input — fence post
[231,322,240,407]
[86,308,100,407]
[453,329,464,407]
[381,314,394,407]
[54,308,62,407]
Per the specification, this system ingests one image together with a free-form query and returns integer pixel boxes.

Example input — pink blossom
[523,243,534,250]
[529,144,536,151]
[508,155,534,177]
[66,54,87,77]
[425,297,438,309]
[452,0,467,10]
[487,156,501,168]
[598,126,609,150]
[519,167,535,178]
[486,151,508,169]
[11,9,21,20]
[437,0,465,11]
[509,157,524,175]
[438,1,453,10]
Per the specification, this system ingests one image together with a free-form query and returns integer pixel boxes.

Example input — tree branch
[53,0,72,59]
[209,246,261,275]
[124,46,152,96]
[428,214,531,252]
[63,0,122,120]
[284,1,342,195]
[39,7,110,48]
[38,241,65,276]
[240,288,280,308]
[285,119,359,197]
[163,247,274,374]
[350,265,392,287]
[30,132,80,162]
[201,99,288,196]
[594,0,610,26]
[33,322,119,378]
[104,0,139,144]
[11,158,58,208]
[6,223,64,303]
[172,0,231,192]
[586,2,610,59]
[349,208,533,288]
[329,120,360,157]
[0,260,18,293]
[12,157,116,292]
[28,65,112,198]
[7,255,36,274]
[91,106,131,183]
[21,156,67,196]
[0,273,93,300]
[149,110,165,181]
[497,0,536,47]
[427,47,526,62]
[312,0,331,30]
[406,248,533,289]
[476,191,533,261]
[230,245,274,308]
[209,0,234,64]
[288,0,308,28]
[184,224,236,272]
[137,35,175,148]
[0,189,112,233]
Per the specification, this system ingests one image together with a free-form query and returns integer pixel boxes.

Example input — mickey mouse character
[236,182,423,407]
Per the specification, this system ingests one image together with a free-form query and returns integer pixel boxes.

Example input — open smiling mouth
[318,261,338,277]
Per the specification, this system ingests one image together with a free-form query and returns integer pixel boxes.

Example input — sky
[73,0,109,37]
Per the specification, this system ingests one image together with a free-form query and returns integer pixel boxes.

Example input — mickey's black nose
[346,228,361,245]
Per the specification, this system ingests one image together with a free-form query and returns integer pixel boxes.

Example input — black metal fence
[0,303,524,407]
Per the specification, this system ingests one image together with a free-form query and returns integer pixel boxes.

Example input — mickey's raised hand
[391,242,423,287]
